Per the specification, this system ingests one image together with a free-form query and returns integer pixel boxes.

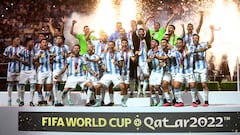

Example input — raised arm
[163,13,175,29]
[196,11,204,34]
[47,18,55,36]
[60,16,67,35]
[70,20,78,37]
[208,25,214,47]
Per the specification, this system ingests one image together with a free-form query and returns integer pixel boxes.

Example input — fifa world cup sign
[19,112,240,133]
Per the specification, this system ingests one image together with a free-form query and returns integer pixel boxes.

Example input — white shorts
[53,70,68,82]
[99,73,123,88]
[7,72,20,82]
[64,76,87,89]
[149,71,164,85]
[163,71,176,82]
[37,71,53,84]
[175,72,196,83]
[121,71,130,84]
[137,64,149,77]
[82,76,99,87]
[19,70,36,84]
[194,69,208,83]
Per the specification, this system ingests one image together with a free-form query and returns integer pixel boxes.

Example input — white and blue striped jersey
[51,45,70,71]
[138,40,148,65]
[194,42,208,71]
[18,47,37,71]
[3,45,24,73]
[83,53,100,78]
[36,49,52,72]
[67,56,86,77]
[115,39,134,51]
[120,50,134,75]
[166,47,177,74]
[101,51,123,75]
[148,49,166,73]
[34,42,52,51]
[184,45,195,74]
[91,40,108,56]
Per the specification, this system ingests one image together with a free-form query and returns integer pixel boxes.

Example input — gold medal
[74,69,78,74]
[180,64,183,69]
[111,59,115,63]
[41,54,45,58]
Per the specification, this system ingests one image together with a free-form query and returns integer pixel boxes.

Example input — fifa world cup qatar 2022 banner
[19,112,240,133]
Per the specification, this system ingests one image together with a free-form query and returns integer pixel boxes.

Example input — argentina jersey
[18,47,37,71]
[51,45,70,71]
[92,40,107,56]
[174,50,185,74]
[148,49,165,73]
[115,39,134,51]
[3,45,24,73]
[138,40,148,65]
[120,50,134,75]
[83,54,100,78]
[101,51,123,75]
[36,50,52,72]
[167,47,177,74]
[184,45,195,73]
[194,42,208,71]
[67,56,86,77]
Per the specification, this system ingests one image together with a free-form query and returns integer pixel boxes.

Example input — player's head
[138,28,145,39]
[176,38,184,51]
[154,22,160,31]
[187,23,194,32]
[193,33,200,45]
[151,39,159,49]
[161,39,168,49]
[87,43,95,54]
[83,25,90,34]
[121,38,128,51]
[72,44,80,55]
[119,28,126,38]
[24,37,34,48]
[56,35,65,46]
[116,22,122,31]
[40,39,48,50]
[38,33,45,40]
[130,20,137,29]
[163,34,170,41]
[12,36,21,46]
[108,41,115,51]
[168,24,175,34]
[99,31,108,42]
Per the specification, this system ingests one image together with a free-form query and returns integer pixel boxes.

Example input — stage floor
[0,91,240,135]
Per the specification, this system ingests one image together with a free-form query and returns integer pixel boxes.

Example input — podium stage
[0,91,240,135]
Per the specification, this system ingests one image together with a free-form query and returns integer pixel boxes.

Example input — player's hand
[90,30,95,33]
[72,20,77,24]
[54,75,59,79]
[160,62,166,67]
[209,25,214,30]
[93,72,98,77]
[199,11,204,15]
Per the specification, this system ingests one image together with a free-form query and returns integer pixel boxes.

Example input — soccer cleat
[67,99,74,105]
[90,100,95,105]
[106,102,114,106]
[85,102,92,106]
[42,100,48,106]
[196,99,201,105]
[29,102,35,107]
[55,103,64,107]
[121,102,127,107]
[8,99,12,106]
[163,102,171,106]
[202,101,209,107]
[93,102,100,107]
[174,102,184,107]
[129,93,134,98]
[101,101,105,106]
[157,102,164,107]
[19,101,24,107]
[16,98,20,104]
[192,102,198,107]
[37,101,44,106]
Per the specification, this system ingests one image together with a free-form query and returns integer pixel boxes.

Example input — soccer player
[83,44,101,106]
[54,44,97,106]
[172,38,197,107]
[147,39,168,106]
[51,35,70,105]
[16,38,37,106]
[119,38,136,95]
[34,39,54,106]
[70,20,96,55]
[115,28,133,51]
[108,22,123,42]
[3,36,24,106]
[133,28,151,97]
[183,11,204,46]
[193,25,214,107]
[93,41,128,107]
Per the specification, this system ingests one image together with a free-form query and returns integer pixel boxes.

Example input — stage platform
[0,91,240,135]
